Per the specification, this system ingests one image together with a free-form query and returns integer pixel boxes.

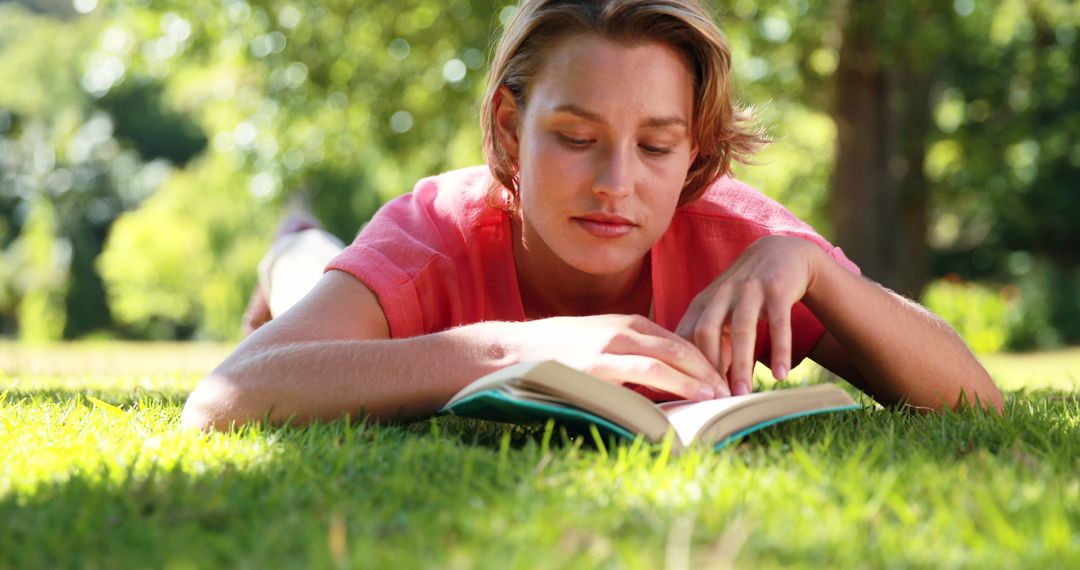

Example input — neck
[511,216,652,319]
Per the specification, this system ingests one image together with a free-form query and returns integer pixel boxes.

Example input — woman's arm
[803,253,1002,411]
[181,271,726,430]
[181,270,495,430]
[675,236,1002,412]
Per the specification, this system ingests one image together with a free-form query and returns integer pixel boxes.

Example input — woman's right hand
[501,314,729,400]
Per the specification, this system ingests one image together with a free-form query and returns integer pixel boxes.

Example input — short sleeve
[326,185,462,338]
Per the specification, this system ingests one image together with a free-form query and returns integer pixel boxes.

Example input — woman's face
[499,34,698,279]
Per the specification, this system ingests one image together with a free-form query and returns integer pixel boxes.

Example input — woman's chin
[564,253,644,278]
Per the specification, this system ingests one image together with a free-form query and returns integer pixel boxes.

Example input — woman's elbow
[941,371,1003,414]
[180,373,262,431]
[962,382,1004,414]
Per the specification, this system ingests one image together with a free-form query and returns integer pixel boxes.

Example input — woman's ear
[492,86,521,160]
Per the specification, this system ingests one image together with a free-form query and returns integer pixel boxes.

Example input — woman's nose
[592,146,633,199]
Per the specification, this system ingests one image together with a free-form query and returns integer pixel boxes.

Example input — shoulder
[389,165,503,232]
[327,166,507,337]
[345,165,505,262]
[676,175,817,236]
[669,176,860,274]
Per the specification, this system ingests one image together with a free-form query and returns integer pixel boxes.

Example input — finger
[608,327,728,398]
[693,298,736,396]
[673,299,702,341]
[685,292,731,375]
[587,353,716,401]
[720,325,733,383]
[729,287,764,396]
[767,298,793,380]
[668,303,733,397]
[632,312,703,348]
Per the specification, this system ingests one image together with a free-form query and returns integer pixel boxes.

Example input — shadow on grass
[0,413,617,568]
[0,433,470,567]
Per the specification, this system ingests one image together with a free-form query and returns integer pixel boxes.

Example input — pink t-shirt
[327,165,859,369]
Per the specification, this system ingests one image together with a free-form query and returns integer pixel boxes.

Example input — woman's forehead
[527,34,696,124]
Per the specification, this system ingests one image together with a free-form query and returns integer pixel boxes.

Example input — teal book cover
[440,387,860,450]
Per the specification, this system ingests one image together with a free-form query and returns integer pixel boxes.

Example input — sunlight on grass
[979,347,1080,391]
[1,381,284,498]
[0,341,232,377]
[2,342,1079,568]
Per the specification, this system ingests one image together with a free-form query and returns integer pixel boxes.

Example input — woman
[181,0,1001,431]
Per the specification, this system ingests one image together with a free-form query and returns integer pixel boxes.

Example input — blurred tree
[98,81,208,166]
[926,0,1080,347]
[720,0,947,297]
[721,0,839,234]
[831,0,946,298]
[14,195,68,343]
[0,4,173,340]
[92,0,504,338]
[731,0,1078,349]
[98,154,260,339]
[1,0,1078,347]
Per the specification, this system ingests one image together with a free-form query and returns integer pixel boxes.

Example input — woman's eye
[640,144,674,156]
[557,134,591,147]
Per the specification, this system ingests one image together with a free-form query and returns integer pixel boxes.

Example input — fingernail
[774,365,788,380]
[731,380,747,396]
[699,385,716,400]
[739,380,753,396]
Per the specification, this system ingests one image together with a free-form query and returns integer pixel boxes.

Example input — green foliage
[734,103,835,232]
[13,197,68,343]
[921,266,1080,353]
[0,4,169,338]
[98,189,210,333]
[1,0,1078,344]
[921,278,1009,354]
[99,154,272,339]
[105,0,498,234]
[99,81,208,165]
[88,0,503,339]
[923,2,1080,343]
[1001,259,1080,351]
[0,4,92,116]
[3,343,1080,568]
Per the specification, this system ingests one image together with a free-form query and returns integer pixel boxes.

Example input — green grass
[2,342,1079,569]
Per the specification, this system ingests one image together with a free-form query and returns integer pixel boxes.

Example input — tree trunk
[831,1,934,299]
[894,63,933,298]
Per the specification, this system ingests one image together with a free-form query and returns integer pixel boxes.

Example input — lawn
[2,342,1079,569]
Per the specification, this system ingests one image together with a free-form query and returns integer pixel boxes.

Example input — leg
[242,215,344,335]
[261,227,344,317]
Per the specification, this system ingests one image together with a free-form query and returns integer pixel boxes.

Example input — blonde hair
[480,0,767,209]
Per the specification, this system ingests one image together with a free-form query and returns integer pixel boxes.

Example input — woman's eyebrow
[552,103,688,129]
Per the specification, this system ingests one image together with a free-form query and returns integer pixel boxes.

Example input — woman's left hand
[674,235,822,396]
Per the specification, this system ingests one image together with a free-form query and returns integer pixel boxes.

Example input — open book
[440,360,859,450]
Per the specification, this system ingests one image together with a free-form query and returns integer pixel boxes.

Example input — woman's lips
[573,214,636,238]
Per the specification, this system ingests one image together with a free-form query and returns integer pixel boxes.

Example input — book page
[659,385,857,446]
[657,398,748,446]
[515,362,672,441]
[444,360,673,442]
